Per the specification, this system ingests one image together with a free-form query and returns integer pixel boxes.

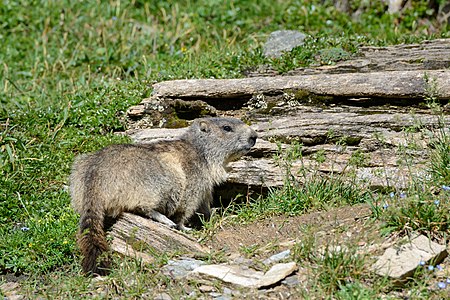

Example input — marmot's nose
[248,134,257,147]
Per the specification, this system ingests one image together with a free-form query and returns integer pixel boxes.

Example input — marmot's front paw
[177,224,193,231]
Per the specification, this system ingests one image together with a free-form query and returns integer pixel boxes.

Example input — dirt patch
[206,204,380,255]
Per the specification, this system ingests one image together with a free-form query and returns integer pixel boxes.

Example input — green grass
[230,141,373,222]
[1,0,450,298]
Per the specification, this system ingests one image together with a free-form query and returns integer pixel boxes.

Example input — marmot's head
[187,117,257,164]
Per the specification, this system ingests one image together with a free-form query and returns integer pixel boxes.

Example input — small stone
[263,30,306,58]
[154,292,172,300]
[192,264,264,287]
[222,287,233,295]
[282,274,301,287]
[214,296,232,300]
[4,295,24,300]
[435,264,450,278]
[230,256,255,266]
[209,292,223,297]
[262,249,291,265]
[162,258,206,279]
[257,262,298,288]
[0,282,24,300]
[198,285,215,292]
[0,282,20,293]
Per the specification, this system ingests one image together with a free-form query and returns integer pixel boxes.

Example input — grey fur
[70,117,257,275]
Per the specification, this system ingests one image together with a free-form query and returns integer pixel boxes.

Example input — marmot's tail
[78,208,110,275]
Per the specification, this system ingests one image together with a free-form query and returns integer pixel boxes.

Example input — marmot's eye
[223,125,232,132]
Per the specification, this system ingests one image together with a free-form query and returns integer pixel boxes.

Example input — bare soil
[206,204,382,256]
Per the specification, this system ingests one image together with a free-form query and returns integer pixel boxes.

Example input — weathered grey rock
[282,274,301,287]
[262,249,291,265]
[145,70,450,101]
[371,234,448,280]
[162,258,207,279]
[191,262,297,288]
[263,30,306,58]
[192,264,263,287]
[109,213,207,264]
[260,39,450,76]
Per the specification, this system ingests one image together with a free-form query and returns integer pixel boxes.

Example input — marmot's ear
[199,121,210,132]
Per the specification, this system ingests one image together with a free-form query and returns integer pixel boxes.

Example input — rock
[192,264,263,287]
[0,282,24,300]
[371,234,448,281]
[127,127,185,143]
[222,287,233,295]
[191,262,297,288]
[212,295,232,300]
[230,255,256,267]
[0,282,19,293]
[388,0,403,13]
[198,285,215,292]
[109,213,208,264]
[257,262,298,288]
[154,293,172,300]
[262,249,291,265]
[263,30,306,58]
[282,274,301,287]
[162,258,207,279]
[145,70,450,101]
[209,292,222,297]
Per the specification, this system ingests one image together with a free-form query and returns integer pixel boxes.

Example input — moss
[165,113,189,129]
[293,90,335,106]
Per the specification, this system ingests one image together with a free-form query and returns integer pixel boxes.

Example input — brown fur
[70,117,257,275]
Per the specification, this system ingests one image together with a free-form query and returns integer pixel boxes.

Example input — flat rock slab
[149,70,450,100]
[192,262,297,288]
[258,262,298,288]
[263,30,306,58]
[371,234,448,280]
[109,213,208,263]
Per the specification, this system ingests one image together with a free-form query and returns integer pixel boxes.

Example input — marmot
[70,117,257,275]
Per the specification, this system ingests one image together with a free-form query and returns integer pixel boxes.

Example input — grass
[1,0,450,298]
[230,141,374,222]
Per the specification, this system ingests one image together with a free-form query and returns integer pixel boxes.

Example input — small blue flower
[443,185,450,191]
[437,282,447,289]
[428,265,435,271]
[112,16,117,21]
[20,226,30,232]
[382,203,389,210]
[419,260,426,266]
[434,200,440,206]
[447,278,450,284]
[389,192,395,198]
[399,192,406,198]
[437,264,444,271]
